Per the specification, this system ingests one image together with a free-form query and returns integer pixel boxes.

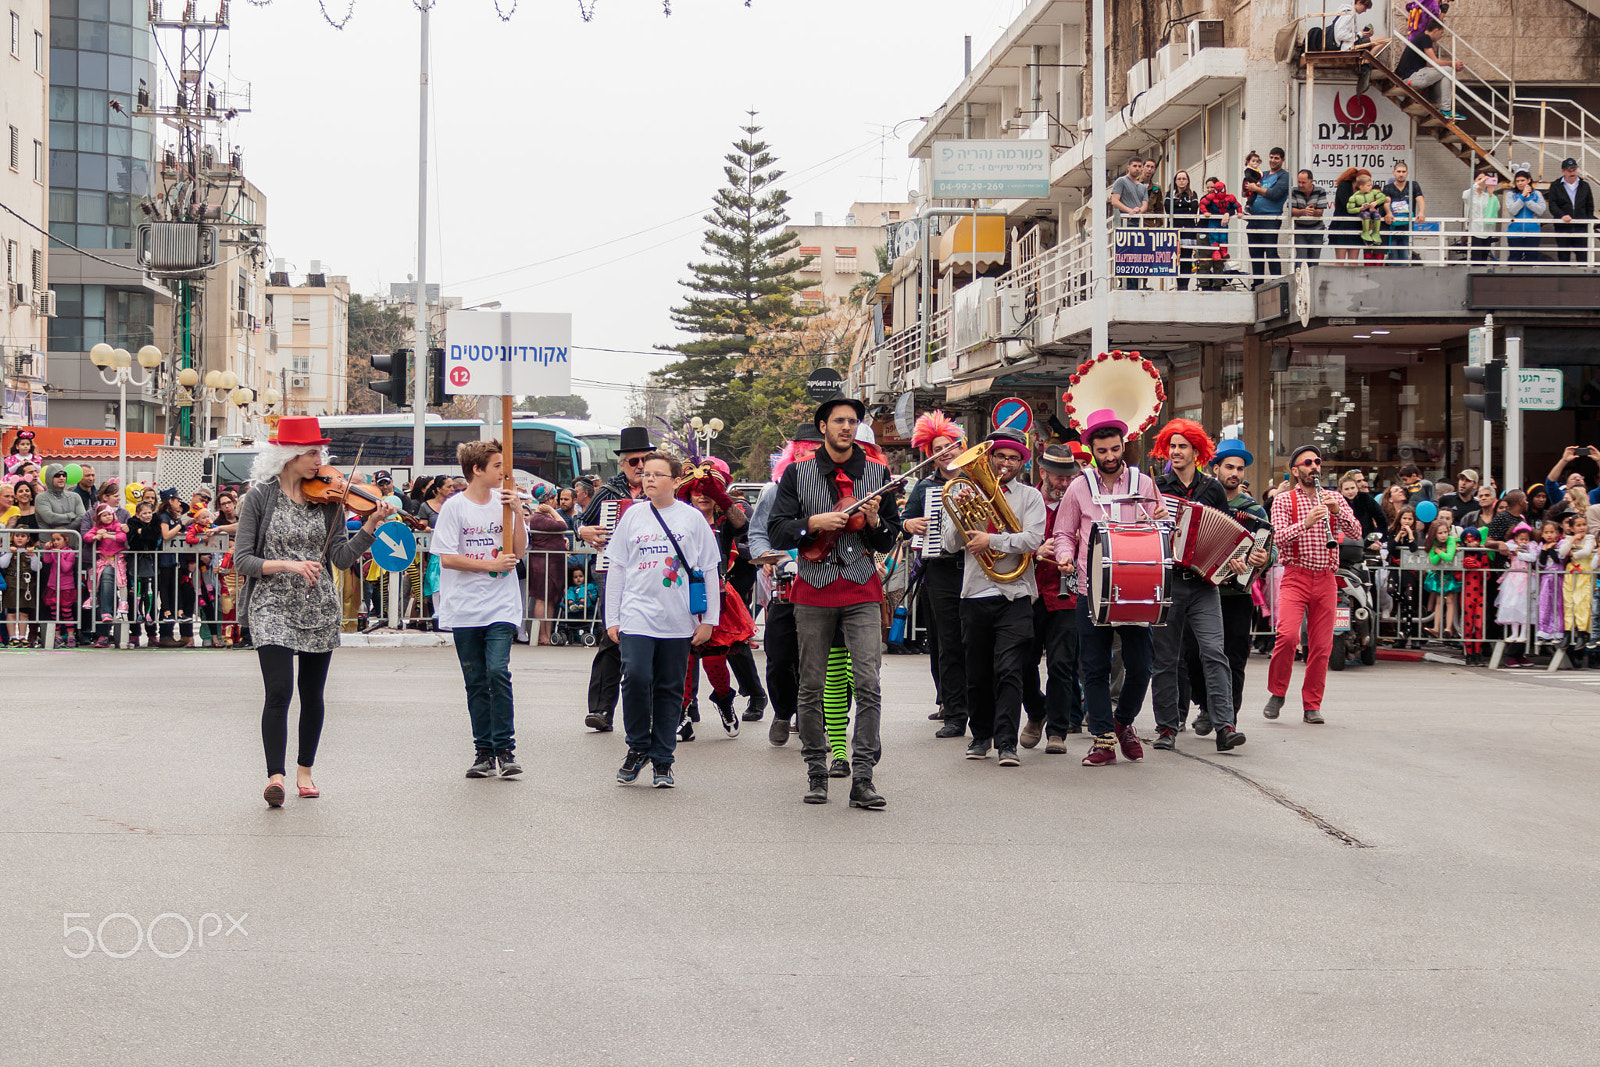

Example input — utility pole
[1504,325,1523,494]
[412,0,432,470]
[1090,0,1109,359]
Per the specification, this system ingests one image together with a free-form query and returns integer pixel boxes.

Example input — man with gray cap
[1546,157,1594,265]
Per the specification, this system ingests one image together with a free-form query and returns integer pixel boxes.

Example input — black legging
[258,645,333,777]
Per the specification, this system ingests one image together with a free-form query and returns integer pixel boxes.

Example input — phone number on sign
[1310,153,1388,169]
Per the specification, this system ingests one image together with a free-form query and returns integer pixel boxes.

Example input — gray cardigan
[230,479,377,624]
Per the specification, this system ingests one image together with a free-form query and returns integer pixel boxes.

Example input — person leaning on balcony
[1110,159,1148,290]
[1383,161,1426,262]
[1165,170,1201,290]
[1290,169,1328,263]
[1545,157,1595,265]
[1505,171,1549,263]
[1243,148,1289,283]
[1463,166,1504,263]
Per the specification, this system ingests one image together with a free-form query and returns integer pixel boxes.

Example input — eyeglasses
[623,456,646,467]
[1298,458,1322,467]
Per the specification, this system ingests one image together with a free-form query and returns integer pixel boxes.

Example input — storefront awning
[2,426,164,460]
[939,216,1006,273]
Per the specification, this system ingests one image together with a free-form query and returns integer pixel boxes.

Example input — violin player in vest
[767,397,902,810]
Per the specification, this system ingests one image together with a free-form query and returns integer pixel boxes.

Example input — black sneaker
[936,722,967,739]
[848,779,887,810]
[583,711,613,732]
[617,749,649,784]
[768,716,791,746]
[465,749,497,778]
[496,749,523,777]
[1153,728,1177,751]
[741,691,768,722]
[1192,714,1213,737]
[712,690,739,737]
[997,748,1020,767]
[652,761,675,788]
[965,738,991,760]
[1262,695,1284,719]
[828,757,850,778]
[1215,726,1247,751]
[804,775,828,804]
[679,707,695,742]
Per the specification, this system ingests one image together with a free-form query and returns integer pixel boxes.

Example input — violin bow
[318,443,366,559]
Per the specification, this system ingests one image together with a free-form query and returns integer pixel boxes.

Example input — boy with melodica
[433,439,529,780]
[605,452,722,790]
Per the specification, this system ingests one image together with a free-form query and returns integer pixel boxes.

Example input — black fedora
[618,426,656,454]
[813,396,866,428]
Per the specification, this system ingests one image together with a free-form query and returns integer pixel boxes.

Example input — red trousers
[1267,565,1337,712]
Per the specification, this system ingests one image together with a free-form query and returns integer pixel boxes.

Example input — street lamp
[230,385,281,440]
[91,342,163,491]
[179,368,245,439]
[688,415,724,456]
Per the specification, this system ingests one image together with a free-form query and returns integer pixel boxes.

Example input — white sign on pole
[1515,369,1563,410]
[931,140,1050,199]
[1301,84,1411,193]
[1467,326,1489,368]
[443,311,572,397]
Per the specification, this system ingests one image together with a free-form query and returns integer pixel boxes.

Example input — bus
[531,418,622,482]
[210,414,588,492]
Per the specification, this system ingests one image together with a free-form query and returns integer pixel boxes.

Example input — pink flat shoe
[263,782,285,808]
[297,783,319,799]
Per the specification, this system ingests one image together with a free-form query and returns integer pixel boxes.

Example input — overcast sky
[224,0,1023,426]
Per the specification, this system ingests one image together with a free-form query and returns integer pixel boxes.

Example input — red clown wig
[1151,418,1215,466]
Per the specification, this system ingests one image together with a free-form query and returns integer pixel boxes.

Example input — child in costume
[1423,514,1460,637]
[1560,514,1593,660]
[1459,527,1490,665]
[40,531,79,647]
[1496,523,1537,651]
[1,530,40,646]
[1348,172,1390,244]
[124,499,161,646]
[1535,520,1566,644]
[677,456,757,741]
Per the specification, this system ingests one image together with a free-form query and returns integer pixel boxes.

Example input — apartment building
[858,0,1600,488]
[265,262,350,419]
[2,0,48,429]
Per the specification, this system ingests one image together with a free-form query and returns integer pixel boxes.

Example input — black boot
[935,719,967,739]
[1215,726,1247,751]
[803,774,828,805]
[849,779,887,810]
[741,688,768,722]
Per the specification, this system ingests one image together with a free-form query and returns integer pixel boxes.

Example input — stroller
[551,567,600,647]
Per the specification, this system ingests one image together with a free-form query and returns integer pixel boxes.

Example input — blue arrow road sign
[370,521,417,573]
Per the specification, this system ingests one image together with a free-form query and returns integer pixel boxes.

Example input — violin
[301,466,422,528]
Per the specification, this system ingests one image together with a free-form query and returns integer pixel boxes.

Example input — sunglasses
[1298,458,1322,467]
[623,456,646,468]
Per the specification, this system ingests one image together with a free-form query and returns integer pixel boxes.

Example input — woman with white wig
[233,417,396,807]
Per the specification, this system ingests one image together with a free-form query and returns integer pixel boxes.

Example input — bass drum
[1089,521,1171,627]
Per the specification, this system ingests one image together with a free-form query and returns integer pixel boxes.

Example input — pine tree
[655,115,820,474]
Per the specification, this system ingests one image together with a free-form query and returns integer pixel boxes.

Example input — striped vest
[792,454,888,588]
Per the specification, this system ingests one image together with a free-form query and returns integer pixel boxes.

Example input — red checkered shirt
[1270,482,1361,572]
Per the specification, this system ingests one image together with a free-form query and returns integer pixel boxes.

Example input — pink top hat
[1082,408,1128,438]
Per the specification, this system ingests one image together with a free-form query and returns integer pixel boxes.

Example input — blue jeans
[1386,225,1411,261]
[452,622,517,753]
[1075,595,1153,736]
[620,632,692,765]
[95,565,118,639]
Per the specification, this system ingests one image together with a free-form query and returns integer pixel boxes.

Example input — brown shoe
[1045,735,1068,754]
[1303,710,1325,724]
[1020,718,1045,749]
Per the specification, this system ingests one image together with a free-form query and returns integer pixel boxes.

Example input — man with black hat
[1020,442,1086,751]
[1265,444,1361,724]
[1204,439,1274,729]
[901,422,969,739]
[747,421,825,745]
[1547,157,1594,265]
[940,430,1046,766]
[578,425,655,732]
[768,396,901,808]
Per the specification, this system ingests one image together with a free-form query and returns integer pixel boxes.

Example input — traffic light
[427,347,446,408]
[369,347,410,407]
[1464,358,1505,423]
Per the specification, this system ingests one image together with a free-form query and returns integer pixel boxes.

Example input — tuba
[943,440,1032,583]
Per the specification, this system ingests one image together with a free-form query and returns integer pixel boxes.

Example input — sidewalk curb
[341,632,453,648]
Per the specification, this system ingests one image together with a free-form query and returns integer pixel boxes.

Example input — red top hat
[270,416,330,447]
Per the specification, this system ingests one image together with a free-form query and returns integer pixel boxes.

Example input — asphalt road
[2,644,1597,1066]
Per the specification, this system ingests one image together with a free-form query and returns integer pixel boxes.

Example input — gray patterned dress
[247,498,342,653]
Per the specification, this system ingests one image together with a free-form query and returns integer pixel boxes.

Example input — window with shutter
[31,248,43,291]
[8,125,18,171]
[10,11,20,58]
[5,240,14,282]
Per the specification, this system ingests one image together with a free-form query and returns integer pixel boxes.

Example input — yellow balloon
[125,481,144,506]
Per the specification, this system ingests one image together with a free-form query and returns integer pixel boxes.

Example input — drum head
[1089,524,1111,624]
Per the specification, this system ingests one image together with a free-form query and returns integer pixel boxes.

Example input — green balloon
[64,463,83,486]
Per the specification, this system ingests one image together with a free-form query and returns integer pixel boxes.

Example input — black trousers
[1553,221,1589,263]
[961,596,1034,749]
[257,645,333,777]
[1022,599,1082,735]
[763,600,799,723]
[922,558,967,723]
[726,642,766,708]
[586,625,622,718]
[1248,216,1282,277]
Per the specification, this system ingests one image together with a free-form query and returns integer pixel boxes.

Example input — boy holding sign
[433,439,529,779]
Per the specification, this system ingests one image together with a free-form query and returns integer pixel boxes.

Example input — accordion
[593,498,634,572]
[911,486,945,560]
[1166,498,1255,585]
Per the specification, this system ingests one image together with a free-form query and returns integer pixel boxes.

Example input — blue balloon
[1415,500,1438,524]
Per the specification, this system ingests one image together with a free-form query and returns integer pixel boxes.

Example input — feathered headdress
[1151,418,1216,466]
[912,411,964,457]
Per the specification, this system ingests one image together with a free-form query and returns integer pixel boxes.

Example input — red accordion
[1166,498,1255,585]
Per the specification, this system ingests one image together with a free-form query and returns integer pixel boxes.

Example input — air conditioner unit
[290,374,309,388]
[993,284,1028,338]
[1127,62,1151,98]
[1188,19,1224,53]
[35,289,55,317]
[1156,40,1190,80]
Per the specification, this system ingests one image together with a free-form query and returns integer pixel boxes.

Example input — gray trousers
[795,601,883,780]
[1152,578,1236,732]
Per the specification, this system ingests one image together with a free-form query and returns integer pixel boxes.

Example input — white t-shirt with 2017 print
[602,499,722,639]
[431,493,524,630]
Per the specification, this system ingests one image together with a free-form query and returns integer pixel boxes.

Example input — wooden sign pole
[501,393,516,556]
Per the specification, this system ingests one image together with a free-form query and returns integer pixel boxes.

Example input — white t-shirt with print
[602,499,722,639]
[431,492,524,630]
